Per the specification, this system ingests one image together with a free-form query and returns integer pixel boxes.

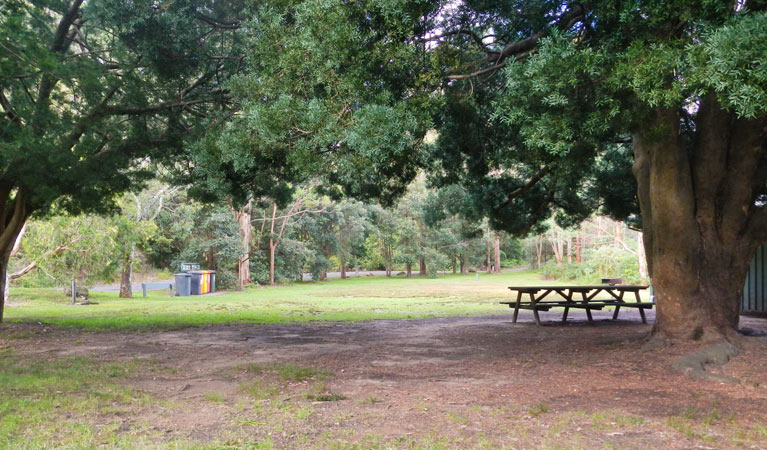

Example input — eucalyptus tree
[0,0,244,319]
[240,0,767,345]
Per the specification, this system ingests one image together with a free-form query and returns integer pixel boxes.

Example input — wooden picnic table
[501,285,652,326]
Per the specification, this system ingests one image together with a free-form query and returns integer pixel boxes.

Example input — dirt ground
[5,309,767,449]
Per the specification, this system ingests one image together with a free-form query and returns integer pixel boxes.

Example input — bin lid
[173,273,192,277]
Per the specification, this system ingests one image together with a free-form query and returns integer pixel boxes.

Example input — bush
[541,246,642,284]
[215,270,238,290]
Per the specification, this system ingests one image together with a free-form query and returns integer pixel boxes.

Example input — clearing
[1,272,766,449]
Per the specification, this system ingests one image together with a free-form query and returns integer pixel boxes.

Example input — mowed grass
[6,270,549,331]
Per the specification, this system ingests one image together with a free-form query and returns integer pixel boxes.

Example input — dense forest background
[7,176,647,295]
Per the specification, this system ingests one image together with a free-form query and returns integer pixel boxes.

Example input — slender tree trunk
[269,238,276,286]
[406,262,412,278]
[536,239,543,268]
[493,233,501,273]
[633,102,767,342]
[460,255,466,275]
[419,257,426,276]
[575,234,582,263]
[452,258,457,274]
[234,200,252,289]
[340,262,347,279]
[566,237,572,264]
[551,239,563,264]
[118,244,135,298]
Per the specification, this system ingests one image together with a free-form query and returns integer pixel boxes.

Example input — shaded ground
[4,309,767,448]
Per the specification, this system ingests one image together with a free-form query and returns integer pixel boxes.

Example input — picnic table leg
[562,291,571,323]
[582,291,594,324]
[512,290,523,323]
[635,290,647,324]
[531,293,543,326]
[612,291,623,320]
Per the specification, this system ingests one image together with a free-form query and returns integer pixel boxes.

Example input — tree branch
[498,166,551,208]
[36,1,84,106]
[446,3,587,81]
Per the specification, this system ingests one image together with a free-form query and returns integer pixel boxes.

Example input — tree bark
[340,262,346,279]
[4,222,26,301]
[118,245,134,298]
[419,257,426,276]
[536,238,543,268]
[633,102,767,342]
[460,255,467,274]
[234,200,252,289]
[0,187,32,322]
[406,262,412,278]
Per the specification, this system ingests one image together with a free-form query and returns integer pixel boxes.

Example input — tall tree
[0,0,243,319]
[241,1,767,345]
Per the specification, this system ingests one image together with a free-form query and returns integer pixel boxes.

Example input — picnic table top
[507,285,649,291]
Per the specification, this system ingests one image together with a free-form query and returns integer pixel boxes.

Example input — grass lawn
[6,270,552,332]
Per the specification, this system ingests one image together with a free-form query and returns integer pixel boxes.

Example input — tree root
[671,341,740,383]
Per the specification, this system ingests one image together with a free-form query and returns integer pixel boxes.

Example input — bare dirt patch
[3,310,767,448]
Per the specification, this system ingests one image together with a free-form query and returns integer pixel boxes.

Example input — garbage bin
[189,270,216,295]
[174,273,192,297]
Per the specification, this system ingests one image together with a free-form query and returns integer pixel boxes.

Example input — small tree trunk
[493,233,501,273]
[575,235,582,263]
[536,238,543,268]
[551,239,563,264]
[452,258,457,274]
[460,256,467,275]
[406,262,412,278]
[419,257,426,276]
[234,200,252,289]
[269,238,276,286]
[566,237,572,264]
[340,262,347,279]
[118,246,135,298]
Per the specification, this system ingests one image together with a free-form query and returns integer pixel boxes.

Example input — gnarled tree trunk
[633,100,767,342]
[0,186,32,322]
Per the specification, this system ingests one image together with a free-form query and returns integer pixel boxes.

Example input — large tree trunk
[633,101,767,342]
[0,187,31,322]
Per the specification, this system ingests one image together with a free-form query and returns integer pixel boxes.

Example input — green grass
[0,350,150,448]
[6,271,549,331]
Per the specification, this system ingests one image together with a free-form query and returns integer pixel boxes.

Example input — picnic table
[501,285,653,325]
